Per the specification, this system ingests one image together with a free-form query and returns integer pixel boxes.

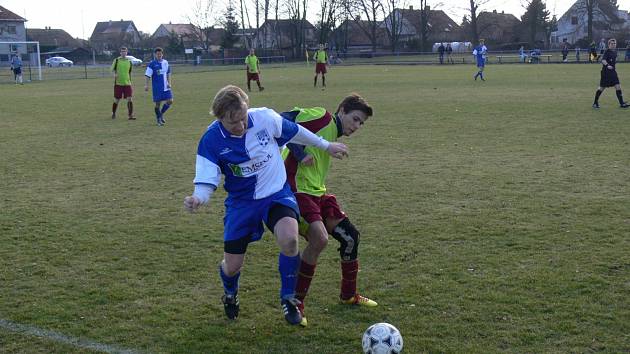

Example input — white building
[551,0,629,45]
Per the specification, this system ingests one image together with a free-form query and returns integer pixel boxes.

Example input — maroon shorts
[296,193,346,223]
[114,85,133,99]
[247,72,260,81]
[315,63,327,74]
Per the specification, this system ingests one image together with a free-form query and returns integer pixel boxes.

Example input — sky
[3,0,630,40]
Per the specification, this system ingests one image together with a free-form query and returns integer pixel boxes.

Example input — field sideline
[1,63,629,353]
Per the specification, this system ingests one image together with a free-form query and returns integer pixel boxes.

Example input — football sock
[127,101,133,116]
[295,260,316,302]
[247,81,251,91]
[154,107,160,118]
[314,77,317,87]
[278,253,300,300]
[256,80,261,89]
[322,76,326,87]
[594,89,603,104]
[160,103,171,114]
[340,259,359,300]
[616,90,624,104]
[479,71,484,79]
[219,263,240,296]
[112,102,118,114]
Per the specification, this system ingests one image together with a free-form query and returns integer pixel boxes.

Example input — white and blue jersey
[194,107,301,242]
[472,45,487,67]
[145,59,172,102]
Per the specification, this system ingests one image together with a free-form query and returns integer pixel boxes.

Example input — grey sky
[3,0,630,40]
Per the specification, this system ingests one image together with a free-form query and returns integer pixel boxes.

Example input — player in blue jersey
[472,39,487,81]
[144,47,173,126]
[183,85,349,325]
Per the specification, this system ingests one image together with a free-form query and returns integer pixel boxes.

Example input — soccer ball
[362,322,403,354]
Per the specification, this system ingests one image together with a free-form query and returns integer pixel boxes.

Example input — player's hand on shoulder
[327,142,348,159]
[184,195,203,212]
[301,154,315,166]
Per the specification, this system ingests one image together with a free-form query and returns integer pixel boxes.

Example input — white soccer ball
[362,322,403,354]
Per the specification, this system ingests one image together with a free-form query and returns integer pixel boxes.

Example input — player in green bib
[313,43,328,88]
[281,94,375,326]
[110,47,135,119]
[245,48,264,92]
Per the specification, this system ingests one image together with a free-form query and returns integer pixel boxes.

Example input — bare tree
[382,0,407,52]
[283,0,310,57]
[317,0,340,44]
[186,0,217,52]
[344,0,384,52]
[466,0,488,44]
[419,0,432,51]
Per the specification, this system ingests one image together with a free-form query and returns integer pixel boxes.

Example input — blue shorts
[223,183,299,243]
[476,60,485,68]
[13,67,22,75]
[153,90,173,103]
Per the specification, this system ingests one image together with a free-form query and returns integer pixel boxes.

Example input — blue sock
[160,103,171,114]
[278,253,300,300]
[154,107,160,118]
[219,264,240,295]
[480,72,484,79]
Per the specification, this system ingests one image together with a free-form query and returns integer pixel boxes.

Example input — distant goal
[1,41,42,81]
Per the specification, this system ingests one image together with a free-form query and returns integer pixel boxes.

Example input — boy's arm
[184,183,217,212]
[144,76,150,91]
[185,141,221,211]
[290,125,347,159]
[287,143,308,162]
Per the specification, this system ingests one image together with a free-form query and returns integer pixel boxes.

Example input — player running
[245,48,264,92]
[281,94,376,326]
[183,85,349,325]
[145,47,173,126]
[473,39,487,81]
[592,38,629,109]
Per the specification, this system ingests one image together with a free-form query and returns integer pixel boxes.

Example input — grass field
[1,63,629,353]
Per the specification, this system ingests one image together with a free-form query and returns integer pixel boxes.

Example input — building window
[8,25,17,34]
[571,17,578,25]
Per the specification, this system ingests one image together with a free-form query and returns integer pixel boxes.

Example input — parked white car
[126,55,143,66]
[46,56,74,67]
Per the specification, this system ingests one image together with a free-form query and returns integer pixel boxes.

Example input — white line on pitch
[0,318,142,354]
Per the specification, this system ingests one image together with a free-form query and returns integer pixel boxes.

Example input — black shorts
[600,68,620,87]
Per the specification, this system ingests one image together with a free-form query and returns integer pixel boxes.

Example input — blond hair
[211,85,249,119]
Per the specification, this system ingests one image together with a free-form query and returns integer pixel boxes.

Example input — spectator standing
[576,47,581,62]
[589,41,598,63]
[561,39,569,62]
[446,43,454,64]
[519,46,526,63]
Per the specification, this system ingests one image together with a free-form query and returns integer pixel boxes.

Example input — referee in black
[593,38,629,109]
